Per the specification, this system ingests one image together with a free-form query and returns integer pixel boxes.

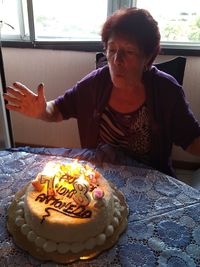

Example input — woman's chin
[112,77,126,88]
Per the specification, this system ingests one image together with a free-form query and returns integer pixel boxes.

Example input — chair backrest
[154,57,186,85]
[96,52,186,86]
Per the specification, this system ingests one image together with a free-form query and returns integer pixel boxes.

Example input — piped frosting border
[15,193,124,254]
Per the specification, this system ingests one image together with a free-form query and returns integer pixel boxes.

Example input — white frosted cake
[8,160,128,263]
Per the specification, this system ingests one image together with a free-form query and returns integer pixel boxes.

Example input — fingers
[5,103,21,112]
[3,81,46,117]
[37,83,46,103]
[37,83,44,95]
[5,86,25,98]
[3,93,21,111]
[8,81,37,98]
[12,81,31,94]
[3,92,22,105]
[3,83,27,106]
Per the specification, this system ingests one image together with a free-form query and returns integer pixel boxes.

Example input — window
[0,0,200,55]
[136,0,200,50]
[32,0,107,41]
[0,0,29,40]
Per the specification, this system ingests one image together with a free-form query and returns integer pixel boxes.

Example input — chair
[96,52,186,85]
[154,57,186,85]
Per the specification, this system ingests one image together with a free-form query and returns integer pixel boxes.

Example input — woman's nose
[114,49,125,64]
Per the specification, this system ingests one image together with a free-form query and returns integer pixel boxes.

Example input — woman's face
[106,35,150,88]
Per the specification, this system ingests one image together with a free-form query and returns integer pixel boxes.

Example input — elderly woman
[3,8,200,177]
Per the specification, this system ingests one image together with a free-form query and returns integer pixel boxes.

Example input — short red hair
[101,8,160,67]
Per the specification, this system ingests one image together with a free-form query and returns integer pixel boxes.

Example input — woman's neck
[109,83,146,113]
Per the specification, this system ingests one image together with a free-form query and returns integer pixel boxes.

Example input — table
[0,146,200,267]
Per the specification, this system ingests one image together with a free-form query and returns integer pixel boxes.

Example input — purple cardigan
[55,66,200,176]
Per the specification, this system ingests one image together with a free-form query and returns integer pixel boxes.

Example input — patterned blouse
[99,103,152,164]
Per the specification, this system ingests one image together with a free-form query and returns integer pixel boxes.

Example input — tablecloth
[0,147,200,267]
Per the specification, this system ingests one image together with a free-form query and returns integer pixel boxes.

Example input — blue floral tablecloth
[0,147,200,267]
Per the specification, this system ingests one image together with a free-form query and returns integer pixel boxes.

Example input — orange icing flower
[32,179,44,192]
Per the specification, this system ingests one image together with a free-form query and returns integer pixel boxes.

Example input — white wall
[2,48,97,148]
[2,47,200,163]
[155,55,200,163]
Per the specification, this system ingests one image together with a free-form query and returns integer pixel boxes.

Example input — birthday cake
[7,160,128,263]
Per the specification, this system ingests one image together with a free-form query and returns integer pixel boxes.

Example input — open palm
[3,82,46,118]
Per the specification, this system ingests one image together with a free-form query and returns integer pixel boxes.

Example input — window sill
[2,40,200,56]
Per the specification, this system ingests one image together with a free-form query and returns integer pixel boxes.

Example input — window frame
[1,0,200,56]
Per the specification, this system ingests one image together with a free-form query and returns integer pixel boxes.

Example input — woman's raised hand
[3,82,46,119]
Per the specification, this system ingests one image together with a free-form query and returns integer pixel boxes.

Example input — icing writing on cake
[32,161,104,223]
[35,193,92,223]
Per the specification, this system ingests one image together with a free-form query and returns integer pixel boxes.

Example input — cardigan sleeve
[54,66,112,121]
[54,68,101,120]
[54,85,79,119]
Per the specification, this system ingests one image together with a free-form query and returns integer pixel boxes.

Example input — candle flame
[42,162,61,177]
[33,160,101,203]
[76,174,89,187]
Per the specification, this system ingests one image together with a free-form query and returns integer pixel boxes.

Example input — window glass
[1,0,20,37]
[1,0,29,40]
[32,0,108,41]
[136,0,200,44]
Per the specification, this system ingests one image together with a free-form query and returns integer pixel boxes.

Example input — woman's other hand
[3,82,46,119]
[186,136,200,157]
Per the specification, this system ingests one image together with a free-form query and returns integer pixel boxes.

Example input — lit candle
[73,175,91,206]
[32,162,61,195]
[32,160,95,203]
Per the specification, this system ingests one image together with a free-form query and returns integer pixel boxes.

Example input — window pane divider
[27,0,35,42]
[17,0,26,39]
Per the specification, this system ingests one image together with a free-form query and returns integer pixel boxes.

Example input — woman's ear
[145,46,160,70]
